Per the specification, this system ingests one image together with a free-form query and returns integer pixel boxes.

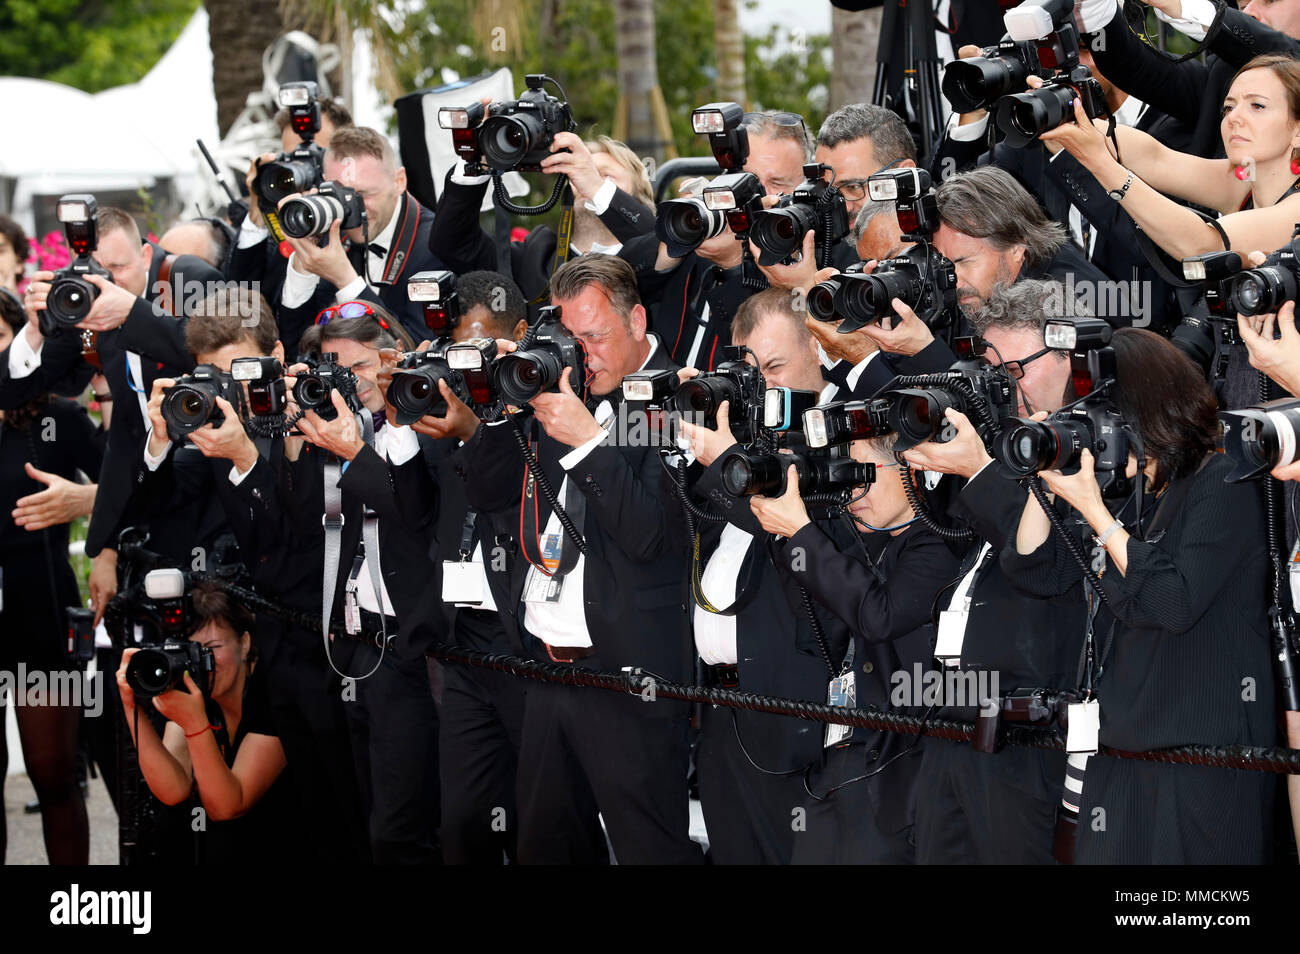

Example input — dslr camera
[656,177,729,258]
[407,270,460,337]
[750,163,851,268]
[42,195,114,335]
[1171,250,1245,378]
[1221,397,1300,482]
[1220,226,1300,318]
[387,338,498,425]
[121,569,215,700]
[294,352,361,421]
[160,365,249,441]
[993,317,1134,497]
[881,365,1018,452]
[991,0,1108,149]
[942,36,1044,114]
[277,181,366,240]
[719,444,874,500]
[252,82,326,238]
[492,306,587,405]
[808,169,957,333]
[439,75,575,173]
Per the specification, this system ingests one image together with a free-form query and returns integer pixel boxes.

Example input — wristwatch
[1108,170,1135,202]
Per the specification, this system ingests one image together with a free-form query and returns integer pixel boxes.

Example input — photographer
[114,583,291,863]
[674,289,853,863]
[7,204,222,626]
[1081,0,1300,159]
[1004,327,1276,863]
[0,215,29,294]
[271,126,445,344]
[749,435,959,862]
[1041,54,1300,263]
[430,132,656,295]
[459,254,702,864]
[378,271,530,864]
[935,43,1180,332]
[898,280,1093,862]
[0,293,102,865]
[136,288,369,863]
[290,310,445,864]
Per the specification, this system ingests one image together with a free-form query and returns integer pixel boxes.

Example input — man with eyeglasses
[894,279,1091,864]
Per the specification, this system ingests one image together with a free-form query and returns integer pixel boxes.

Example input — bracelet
[1094,518,1124,547]
[92,393,112,402]
[185,724,218,739]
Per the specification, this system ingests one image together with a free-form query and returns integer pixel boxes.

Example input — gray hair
[853,197,895,245]
[743,111,815,162]
[936,166,1066,270]
[816,103,916,165]
[974,278,1094,337]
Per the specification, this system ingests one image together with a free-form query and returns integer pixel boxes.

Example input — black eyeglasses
[991,346,1053,380]
[836,158,906,201]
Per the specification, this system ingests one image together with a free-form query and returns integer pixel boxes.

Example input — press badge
[524,532,567,604]
[934,608,968,663]
[825,671,856,748]
[442,560,485,605]
[1066,698,1100,754]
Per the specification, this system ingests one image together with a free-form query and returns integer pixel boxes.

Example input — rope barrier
[142,573,1300,776]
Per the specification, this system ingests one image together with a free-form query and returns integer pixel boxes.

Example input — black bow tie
[372,411,387,433]
[368,243,387,258]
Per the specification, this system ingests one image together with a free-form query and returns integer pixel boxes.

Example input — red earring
[1235,166,1251,180]
[1291,150,1300,175]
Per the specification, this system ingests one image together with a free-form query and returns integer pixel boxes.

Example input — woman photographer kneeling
[116,583,289,863]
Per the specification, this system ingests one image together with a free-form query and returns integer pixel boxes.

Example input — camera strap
[518,437,587,579]
[155,254,178,316]
[375,194,422,287]
[320,413,386,681]
[551,184,575,276]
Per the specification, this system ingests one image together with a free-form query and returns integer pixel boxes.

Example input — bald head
[160,221,225,269]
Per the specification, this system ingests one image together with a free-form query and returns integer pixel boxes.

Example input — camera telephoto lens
[390,366,454,424]
[1228,268,1295,317]
[280,194,342,239]
[942,56,1028,113]
[720,451,786,497]
[673,376,741,419]
[889,388,958,450]
[294,376,328,409]
[995,85,1072,148]
[806,280,840,321]
[480,114,545,169]
[752,204,818,260]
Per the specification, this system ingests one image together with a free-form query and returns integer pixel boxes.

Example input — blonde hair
[587,136,654,206]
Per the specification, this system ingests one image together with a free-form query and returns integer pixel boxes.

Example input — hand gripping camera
[991,0,1109,149]
[750,163,851,269]
[438,75,575,174]
[294,353,361,422]
[386,339,498,425]
[122,569,215,699]
[253,82,326,240]
[993,317,1135,498]
[42,195,114,335]
[491,306,588,405]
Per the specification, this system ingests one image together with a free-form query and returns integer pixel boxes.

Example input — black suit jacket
[686,448,846,771]
[1092,3,1300,159]
[460,342,694,689]
[773,517,960,833]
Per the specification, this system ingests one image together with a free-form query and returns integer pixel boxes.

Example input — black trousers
[264,646,370,864]
[345,640,442,864]
[439,610,525,865]
[913,737,1062,864]
[515,669,704,865]
[696,704,810,864]
[791,742,916,864]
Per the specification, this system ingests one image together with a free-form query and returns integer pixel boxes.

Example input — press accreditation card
[523,533,566,604]
[825,671,856,748]
[442,561,485,605]
[1066,699,1100,754]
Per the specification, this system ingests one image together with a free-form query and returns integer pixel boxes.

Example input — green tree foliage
[0,0,200,92]
[367,0,830,158]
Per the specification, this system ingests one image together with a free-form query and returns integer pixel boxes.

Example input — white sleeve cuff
[584,177,617,215]
[451,159,491,185]
[143,428,172,471]
[237,218,269,249]
[335,276,368,303]
[1076,0,1124,34]
[7,328,42,378]
[280,253,320,309]
[385,424,421,465]
[559,429,609,471]
[1153,0,1214,40]
[228,459,256,486]
[946,112,989,142]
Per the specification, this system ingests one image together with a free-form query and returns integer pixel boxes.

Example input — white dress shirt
[281,206,401,310]
[523,335,660,648]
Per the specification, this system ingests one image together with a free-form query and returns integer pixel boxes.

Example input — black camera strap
[320,412,386,681]
[374,193,423,286]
